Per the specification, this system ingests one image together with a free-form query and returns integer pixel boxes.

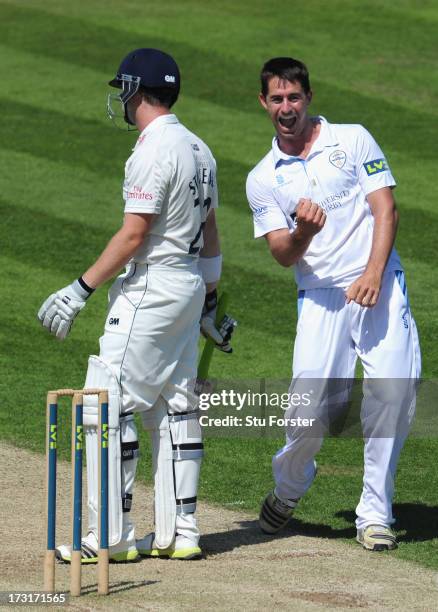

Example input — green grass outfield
[1,0,438,569]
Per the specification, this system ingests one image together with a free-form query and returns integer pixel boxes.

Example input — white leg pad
[141,403,203,549]
[141,402,176,549]
[170,410,203,545]
[83,355,129,547]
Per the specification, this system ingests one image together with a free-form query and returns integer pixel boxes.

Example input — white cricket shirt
[246,116,402,289]
[123,114,218,266]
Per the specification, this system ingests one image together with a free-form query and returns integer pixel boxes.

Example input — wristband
[76,276,95,298]
[199,254,222,284]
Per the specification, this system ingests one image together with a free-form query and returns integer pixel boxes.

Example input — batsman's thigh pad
[83,356,139,546]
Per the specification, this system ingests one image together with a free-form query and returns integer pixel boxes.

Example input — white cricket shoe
[136,532,202,560]
[55,531,139,564]
[356,524,398,551]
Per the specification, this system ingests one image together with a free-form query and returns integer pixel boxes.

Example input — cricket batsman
[38,48,236,561]
[247,57,421,551]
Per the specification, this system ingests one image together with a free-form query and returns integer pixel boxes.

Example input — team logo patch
[253,205,268,219]
[364,158,389,175]
[329,150,346,169]
[276,174,285,185]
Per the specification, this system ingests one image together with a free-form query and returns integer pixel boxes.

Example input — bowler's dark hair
[140,86,178,109]
[260,57,311,97]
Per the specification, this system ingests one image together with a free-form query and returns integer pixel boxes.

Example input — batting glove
[37,278,94,340]
[200,289,237,353]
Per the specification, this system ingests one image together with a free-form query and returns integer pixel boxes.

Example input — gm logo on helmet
[165,75,176,83]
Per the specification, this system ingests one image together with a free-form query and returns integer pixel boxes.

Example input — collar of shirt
[134,114,179,148]
[272,116,339,169]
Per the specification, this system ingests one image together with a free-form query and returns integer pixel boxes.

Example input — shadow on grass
[201,518,355,557]
[202,502,438,556]
[337,503,438,544]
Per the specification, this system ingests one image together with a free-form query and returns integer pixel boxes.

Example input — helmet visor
[107,74,140,129]
[117,74,141,103]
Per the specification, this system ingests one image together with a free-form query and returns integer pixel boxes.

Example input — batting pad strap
[122,493,133,513]
[168,410,200,423]
[172,442,204,460]
[176,496,197,515]
[199,254,222,284]
[121,440,139,461]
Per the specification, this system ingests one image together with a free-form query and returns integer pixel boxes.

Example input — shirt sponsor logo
[318,189,350,212]
[329,150,346,169]
[165,74,176,83]
[127,185,154,200]
[253,205,268,219]
[109,317,119,325]
[363,158,389,175]
[191,143,200,151]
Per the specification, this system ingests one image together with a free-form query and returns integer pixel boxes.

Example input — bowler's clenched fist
[295,198,326,238]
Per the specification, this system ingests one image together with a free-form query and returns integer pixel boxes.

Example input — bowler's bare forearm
[265,227,313,267]
[365,187,398,278]
[345,188,398,306]
[266,199,326,267]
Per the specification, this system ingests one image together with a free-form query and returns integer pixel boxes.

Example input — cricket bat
[197,291,229,380]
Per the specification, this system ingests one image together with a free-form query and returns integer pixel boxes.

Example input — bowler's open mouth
[278,115,297,129]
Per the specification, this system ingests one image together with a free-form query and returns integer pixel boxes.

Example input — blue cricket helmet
[109,48,180,103]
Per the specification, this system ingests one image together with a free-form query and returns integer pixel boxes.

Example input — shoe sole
[138,547,202,560]
[356,536,397,552]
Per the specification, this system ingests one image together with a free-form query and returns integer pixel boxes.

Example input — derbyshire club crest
[329,150,346,169]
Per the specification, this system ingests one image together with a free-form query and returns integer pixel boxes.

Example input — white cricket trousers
[97,262,205,543]
[99,261,205,414]
[273,270,421,529]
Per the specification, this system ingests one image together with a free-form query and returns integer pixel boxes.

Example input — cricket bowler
[246,57,421,551]
[38,48,236,561]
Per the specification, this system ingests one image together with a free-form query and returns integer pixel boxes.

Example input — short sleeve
[123,141,171,214]
[354,125,396,196]
[246,173,289,238]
